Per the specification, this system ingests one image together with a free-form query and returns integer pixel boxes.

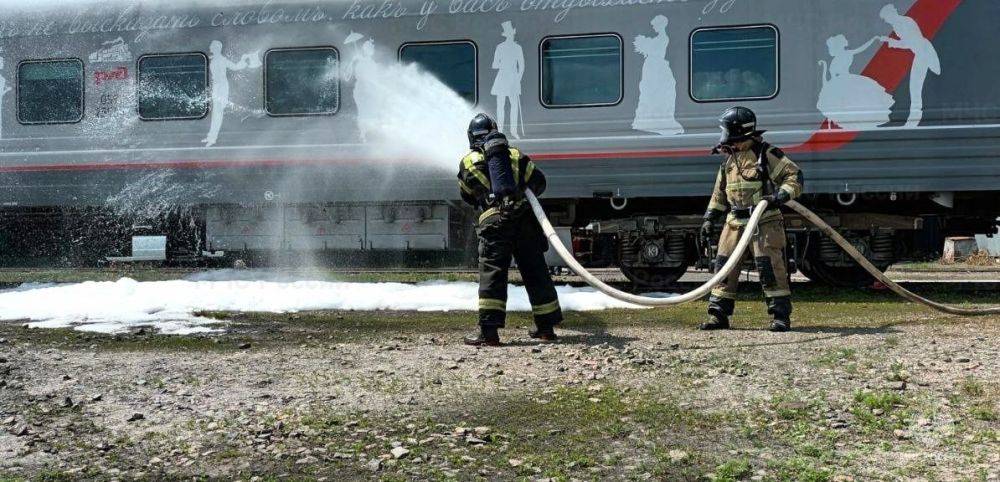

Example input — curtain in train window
[265,48,340,116]
[137,53,208,120]
[399,42,477,104]
[541,35,622,107]
[690,26,778,102]
[17,59,84,124]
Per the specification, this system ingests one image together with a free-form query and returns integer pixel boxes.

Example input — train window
[265,47,340,116]
[137,53,208,120]
[17,59,84,124]
[399,41,477,104]
[540,34,622,107]
[690,25,778,102]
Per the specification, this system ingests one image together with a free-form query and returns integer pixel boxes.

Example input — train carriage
[0,0,997,285]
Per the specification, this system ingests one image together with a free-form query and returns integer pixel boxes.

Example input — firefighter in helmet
[701,107,803,332]
[457,113,563,346]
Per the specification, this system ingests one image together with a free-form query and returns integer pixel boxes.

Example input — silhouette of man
[204,41,256,147]
[491,21,524,139]
[879,3,940,128]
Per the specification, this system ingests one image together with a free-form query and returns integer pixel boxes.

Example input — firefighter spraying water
[457,114,563,346]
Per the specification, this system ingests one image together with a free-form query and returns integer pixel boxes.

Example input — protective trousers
[478,210,563,329]
[707,218,792,321]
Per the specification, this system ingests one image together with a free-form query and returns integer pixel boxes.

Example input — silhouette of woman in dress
[345,38,378,143]
[817,34,894,130]
[632,15,683,135]
[0,55,10,140]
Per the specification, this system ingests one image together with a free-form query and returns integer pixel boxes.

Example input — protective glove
[712,143,735,155]
[762,190,790,208]
[701,208,724,240]
[700,219,714,240]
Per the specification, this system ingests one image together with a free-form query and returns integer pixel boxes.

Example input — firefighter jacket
[706,142,803,226]
[457,147,547,223]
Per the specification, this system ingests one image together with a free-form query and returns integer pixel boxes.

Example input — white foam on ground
[0,276,648,335]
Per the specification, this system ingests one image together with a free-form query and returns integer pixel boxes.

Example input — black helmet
[468,113,498,148]
[717,106,765,145]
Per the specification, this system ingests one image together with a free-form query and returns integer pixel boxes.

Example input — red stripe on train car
[0,0,963,173]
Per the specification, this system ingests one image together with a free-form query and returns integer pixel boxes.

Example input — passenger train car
[0,0,997,285]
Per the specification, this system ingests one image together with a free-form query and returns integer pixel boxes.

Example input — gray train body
[0,0,997,283]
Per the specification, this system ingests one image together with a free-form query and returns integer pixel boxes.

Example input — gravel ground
[1,291,998,481]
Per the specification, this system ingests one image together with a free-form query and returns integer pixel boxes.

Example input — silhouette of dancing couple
[817,4,940,130]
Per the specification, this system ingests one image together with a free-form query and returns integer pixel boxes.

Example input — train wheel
[620,265,688,289]
[799,252,890,287]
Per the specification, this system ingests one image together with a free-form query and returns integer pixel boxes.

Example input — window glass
[137,53,208,120]
[691,26,778,101]
[17,60,84,124]
[399,42,477,104]
[265,48,340,116]
[541,35,622,107]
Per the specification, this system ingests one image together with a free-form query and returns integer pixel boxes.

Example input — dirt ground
[1,287,998,481]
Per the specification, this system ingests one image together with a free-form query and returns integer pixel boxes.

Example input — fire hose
[525,190,1000,315]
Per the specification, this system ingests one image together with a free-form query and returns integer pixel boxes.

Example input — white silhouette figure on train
[632,15,683,136]
[203,40,260,147]
[0,54,9,140]
[491,21,524,139]
[817,34,894,130]
[879,3,940,128]
[344,35,378,143]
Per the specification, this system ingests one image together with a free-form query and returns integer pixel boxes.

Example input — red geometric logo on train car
[94,67,129,86]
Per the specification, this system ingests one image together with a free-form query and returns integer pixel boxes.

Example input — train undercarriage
[582,211,912,288]
[563,190,1000,287]
[0,191,996,288]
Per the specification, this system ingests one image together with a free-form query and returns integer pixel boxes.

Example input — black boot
[702,295,734,330]
[768,318,791,332]
[529,324,558,342]
[464,327,502,347]
[699,314,730,330]
[766,296,793,332]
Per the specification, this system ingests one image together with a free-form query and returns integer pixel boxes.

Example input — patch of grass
[486,386,721,478]
[238,385,762,480]
[892,260,1000,271]
[854,390,904,412]
[713,458,752,481]
[646,446,699,477]
[769,457,832,482]
[102,335,236,353]
[851,390,907,434]
[0,268,198,284]
[959,377,985,397]
[771,394,815,422]
[887,361,910,382]
[0,324,236,353]
[29,471,76,482]
[813,347,857,367]
[957,378,999,423]
[969,404,998,422]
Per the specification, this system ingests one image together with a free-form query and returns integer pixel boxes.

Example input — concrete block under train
[0,0,997,285]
